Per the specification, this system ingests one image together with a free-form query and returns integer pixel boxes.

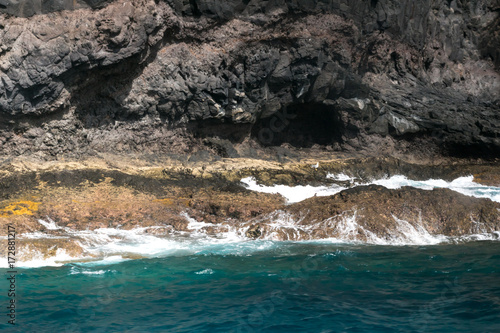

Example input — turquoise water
[1,241,500,332]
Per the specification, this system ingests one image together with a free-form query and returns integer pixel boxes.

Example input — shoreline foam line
[241,175,500,203]
[1,219,499,268]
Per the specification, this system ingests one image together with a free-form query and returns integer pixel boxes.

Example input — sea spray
[242,174,500,203]
[1,175,499,268]
[2,213,498,268]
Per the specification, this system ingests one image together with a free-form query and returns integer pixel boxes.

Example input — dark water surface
[1,241,499,332]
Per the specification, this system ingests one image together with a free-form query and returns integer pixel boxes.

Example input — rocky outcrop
[1,157,499,261]
[0,0,499,159]
[0,0,112,17]
[247,184,500,241]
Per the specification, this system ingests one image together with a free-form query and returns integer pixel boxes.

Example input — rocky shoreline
[1,153,499,263]
[0,0,499,263]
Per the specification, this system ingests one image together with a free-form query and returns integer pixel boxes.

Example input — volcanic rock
[0,0,498,159]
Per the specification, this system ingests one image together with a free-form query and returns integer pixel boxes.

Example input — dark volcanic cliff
[0,0,499,159]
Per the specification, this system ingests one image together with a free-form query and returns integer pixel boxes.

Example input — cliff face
[0,0,499,159]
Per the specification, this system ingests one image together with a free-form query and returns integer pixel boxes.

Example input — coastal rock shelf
[1,156,499,265]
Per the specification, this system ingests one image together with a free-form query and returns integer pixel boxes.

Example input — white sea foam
[11,249,82,268]
[240,176,347,203]
[3,172,500,268]
[38,217,62,230]
[77,255,131,267]
[0,212,258,268]
[387,216,448,245]
[369,175,500,203]
[69,267,115,275]
[2,222,498,268]
[450,231,500,243]
[257,210,496,246]
[19,231,68,239]
[326,173,357,182]
[183,212,215,232]
[243,174,500,203]
[254,210,438,245]
[74,227,194,258]
[195,268,214,275]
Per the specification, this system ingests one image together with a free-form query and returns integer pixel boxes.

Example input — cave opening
[445,142,500,159]
[189,0,201,16]
[251,104,343,148]
[187,119,252,143]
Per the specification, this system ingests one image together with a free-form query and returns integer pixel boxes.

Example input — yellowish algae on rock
[0,200,41,218]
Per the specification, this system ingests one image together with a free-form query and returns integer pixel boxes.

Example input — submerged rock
[245,224,262,239]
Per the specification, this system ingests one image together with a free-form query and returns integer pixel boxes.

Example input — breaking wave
[240,176,346,203]
[242,174,500,203]
[369,175,500,202]
[253,210,499,245]
[2,211,499,268]
[1,175,499,268]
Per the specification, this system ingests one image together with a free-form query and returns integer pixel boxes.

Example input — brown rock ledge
[0,154,499,261]
[249,185,500,241]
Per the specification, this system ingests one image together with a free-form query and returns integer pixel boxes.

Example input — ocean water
[1,241,500,332]
[1,174,500,332]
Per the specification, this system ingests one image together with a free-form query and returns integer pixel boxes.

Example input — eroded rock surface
[249,185,500,241]
[1,157,499,261]
[0,0,499,159]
